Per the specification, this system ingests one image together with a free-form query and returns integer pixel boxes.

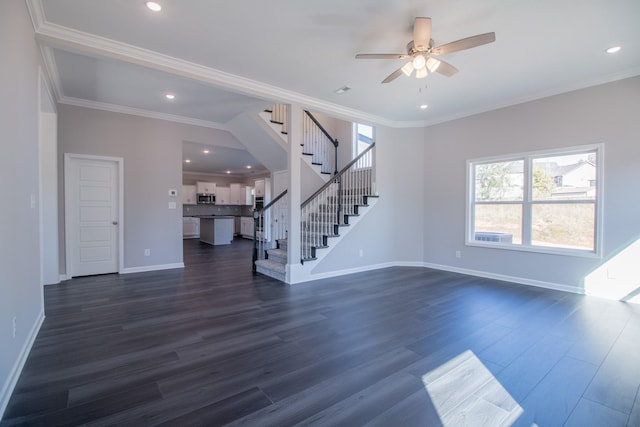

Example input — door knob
[112,221,118,225]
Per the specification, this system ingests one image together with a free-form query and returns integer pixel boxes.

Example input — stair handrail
[257,189,288,214]
[301,142,375,209]
[304,110,339,175]
[253,189,288,273]
[304,110,338,148]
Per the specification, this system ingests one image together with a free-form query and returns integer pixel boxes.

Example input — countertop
[188,215,235,219]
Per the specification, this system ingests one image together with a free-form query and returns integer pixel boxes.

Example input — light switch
[168,202,177,209]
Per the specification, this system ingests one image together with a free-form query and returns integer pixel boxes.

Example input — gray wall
[57,105,247,272]
[312,126,426,273]
[422,76,640,293]
[0,0,45,413]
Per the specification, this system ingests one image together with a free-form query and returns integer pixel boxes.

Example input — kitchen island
[197,216,234,245]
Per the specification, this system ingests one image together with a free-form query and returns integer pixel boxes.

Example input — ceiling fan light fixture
[415,67,428,79]
[145,2,162,12]
[412,54,427,70]
[426,57,440,72]
[401,61,415,77]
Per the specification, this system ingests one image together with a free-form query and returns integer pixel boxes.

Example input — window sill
[465,240,601,259]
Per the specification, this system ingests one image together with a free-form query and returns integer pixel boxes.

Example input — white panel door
[67,157,119,277]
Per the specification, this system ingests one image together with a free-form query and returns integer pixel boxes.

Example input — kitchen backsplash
[183,204,254,217]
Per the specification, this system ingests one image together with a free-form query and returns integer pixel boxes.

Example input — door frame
[64,153,124,277]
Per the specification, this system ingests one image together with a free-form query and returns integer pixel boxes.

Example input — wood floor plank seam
[2,238,638,426]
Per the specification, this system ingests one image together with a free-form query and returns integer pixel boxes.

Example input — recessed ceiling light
[420,104,428,109]
[606,46,621,54]
[165,93,175,100]
[184,159,191,163]
[145,2,162,12]
[246,165,252,169]
[226,170,231,174]
[334,86,351,94]
[203,150,210,154]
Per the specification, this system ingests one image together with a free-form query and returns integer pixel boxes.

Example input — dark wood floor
[2,238,639,426]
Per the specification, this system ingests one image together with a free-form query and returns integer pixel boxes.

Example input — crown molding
[38,46,62,102]
[59,96,230,131]
[28,1,427,129]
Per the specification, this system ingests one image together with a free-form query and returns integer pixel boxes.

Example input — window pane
[474,204,522,244]
[475,161,523,201]
[532,151,596,200]
[532,203,595,250]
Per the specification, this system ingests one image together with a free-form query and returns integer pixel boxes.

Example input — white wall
[0,0,46,416]
[57,105,247,273]
[422,76,640,294]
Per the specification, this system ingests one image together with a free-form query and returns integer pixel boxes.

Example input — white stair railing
[268,105,338,175]
[252,190,289,271]
[300,143,376,262]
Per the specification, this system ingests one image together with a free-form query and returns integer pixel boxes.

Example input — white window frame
[353,123,374,168]
[466,143,604,258]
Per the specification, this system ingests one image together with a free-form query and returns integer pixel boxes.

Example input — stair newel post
[336,175,343,227]
[334,139,339,176]
[252,209,259,274]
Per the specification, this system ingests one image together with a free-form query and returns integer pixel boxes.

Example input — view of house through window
[468,145,601,254]
[354,123,374,167]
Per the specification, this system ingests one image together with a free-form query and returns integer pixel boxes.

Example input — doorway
[64,154,124,277]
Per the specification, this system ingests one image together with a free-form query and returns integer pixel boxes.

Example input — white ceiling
[31,0,640,130]
[182,141,268,176]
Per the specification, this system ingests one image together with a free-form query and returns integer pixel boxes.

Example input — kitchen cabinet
[230,183,251,205]
[199,216,234,245]
[245,186,254,205]
[254,179,265,197]
[182,217,200,238]
[196,181,216,195]
[182,185,197,205]
[216,186,230,205]
[241,216,254,239]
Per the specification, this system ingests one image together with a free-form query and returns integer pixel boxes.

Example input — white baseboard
[120,262,184,274]
[290,259,582,296]
[0,310,45,419]
[58,274,70,282]
[422,262,584,295]
[290,261,426,284]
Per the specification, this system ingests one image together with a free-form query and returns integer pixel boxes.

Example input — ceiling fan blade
[431,32,496,55]
[355,53,410,60]
[433,58,458,76]
[413,17,432,51]
[382,67,404,83]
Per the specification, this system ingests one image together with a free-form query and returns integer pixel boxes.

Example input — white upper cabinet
[254,179,265,197]
[230,183,246,205]
[182,185,197,205]
[216,186,230,205]
[196,181,216,194]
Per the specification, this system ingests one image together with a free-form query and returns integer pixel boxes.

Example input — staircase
[254,139,377,283]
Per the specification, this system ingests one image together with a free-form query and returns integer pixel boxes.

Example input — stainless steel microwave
[197,194,215,204]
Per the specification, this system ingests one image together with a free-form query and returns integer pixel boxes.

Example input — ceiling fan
[355,17,495,83]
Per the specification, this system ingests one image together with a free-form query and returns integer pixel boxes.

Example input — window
[467,145,602,256]
[353,123,374,167]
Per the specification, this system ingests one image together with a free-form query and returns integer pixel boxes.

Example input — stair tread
[255,259,286,272]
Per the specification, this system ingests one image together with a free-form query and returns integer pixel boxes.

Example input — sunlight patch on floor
[584,238,640,303]
[421,350,523,426]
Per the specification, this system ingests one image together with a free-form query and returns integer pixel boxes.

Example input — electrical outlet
[12,317,16,338]
[144,249,150,256]
[455,250,461,259]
